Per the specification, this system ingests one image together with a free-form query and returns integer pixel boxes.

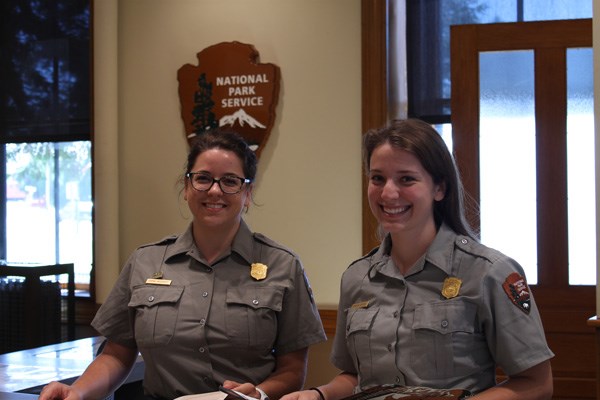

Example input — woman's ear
[434,182,446,201]
[244,185,253,208]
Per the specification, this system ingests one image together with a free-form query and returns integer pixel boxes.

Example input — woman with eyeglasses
[39,128,326,400]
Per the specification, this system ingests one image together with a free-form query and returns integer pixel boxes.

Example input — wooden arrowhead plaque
[177,41,281,157]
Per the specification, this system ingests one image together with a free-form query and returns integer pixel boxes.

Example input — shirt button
[199,347,205,353]
[461,238,468,244]
[395,376,401,383]
[148,296,155,302]
[387,344,393,352]
[393,311,399,318]
[200,318,206,326]
[252,299,259,305]
[441,320,449,328]
[202,292,209,297]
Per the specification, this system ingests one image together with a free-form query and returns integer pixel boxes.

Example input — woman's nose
[208,180,224,194]
[381,180,400,199]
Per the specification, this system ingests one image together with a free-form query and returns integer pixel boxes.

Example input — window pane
[406,0,592,121]
[6,141,92,286]
[0,0,91,142]
[567,48,595,285]
[1,1,92,293]
[479,50,537,283]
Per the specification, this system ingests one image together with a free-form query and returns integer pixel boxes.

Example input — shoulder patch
[502,272,531,314]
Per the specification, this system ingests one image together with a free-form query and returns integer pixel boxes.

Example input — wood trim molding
[319,308,338,337]
[587,316,600,328]
[76,297,101,325]
[587,316,600,398]
[361,0,389,254]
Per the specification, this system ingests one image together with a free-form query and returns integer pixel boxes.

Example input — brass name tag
[145,278,172,286]
[351,300,370,309]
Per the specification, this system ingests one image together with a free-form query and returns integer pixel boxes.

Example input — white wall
[94,0,363,307]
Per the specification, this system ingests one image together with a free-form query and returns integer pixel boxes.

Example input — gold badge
[250,263,268,280]
[442,277,462,299]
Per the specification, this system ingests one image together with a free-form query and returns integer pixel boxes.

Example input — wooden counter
[0,393,37,399]
[0,336,143,395]
[587,316,600,399]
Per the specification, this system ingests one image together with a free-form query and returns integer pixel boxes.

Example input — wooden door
[450,19,595,399]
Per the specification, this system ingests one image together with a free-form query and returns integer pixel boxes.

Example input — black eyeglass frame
[186,172,252,194]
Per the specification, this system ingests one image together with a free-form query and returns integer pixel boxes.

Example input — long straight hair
[362,119,478,239]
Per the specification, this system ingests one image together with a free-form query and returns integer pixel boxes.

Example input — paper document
[174,391,228,400]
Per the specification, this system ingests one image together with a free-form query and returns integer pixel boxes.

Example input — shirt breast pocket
[410,299,476,379]
[129,285,184,347]
[225,286,284,350]
[345,307,379,378]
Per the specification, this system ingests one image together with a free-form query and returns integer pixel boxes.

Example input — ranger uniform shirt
[330,224,554,394]
[92,220,326,399]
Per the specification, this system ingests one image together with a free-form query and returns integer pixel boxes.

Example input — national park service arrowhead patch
[502,272,531,314]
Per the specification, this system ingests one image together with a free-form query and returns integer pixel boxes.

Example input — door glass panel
[434,123,453,151]
[567,48,595,285]
[479,50,537,283]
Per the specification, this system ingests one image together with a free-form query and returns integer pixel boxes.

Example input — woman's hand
[280,389,322,400]
[281,372,358,400]
[38,340,137,400]
[221,348,309,400]
[38,381,83,400]
[222,380,262,399]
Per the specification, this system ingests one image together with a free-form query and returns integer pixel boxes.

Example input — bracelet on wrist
[256,387,269,400]
[309,387,325,400]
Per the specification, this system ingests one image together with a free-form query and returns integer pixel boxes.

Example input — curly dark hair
[185,128,257,181]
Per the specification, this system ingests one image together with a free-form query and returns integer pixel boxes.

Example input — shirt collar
[369,223,456,278]
[163,220,254,265]
[423,223,457,276]
[230,219,254,264]
[369,235,401,279]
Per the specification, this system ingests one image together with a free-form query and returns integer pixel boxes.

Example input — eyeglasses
[186,172,251,194]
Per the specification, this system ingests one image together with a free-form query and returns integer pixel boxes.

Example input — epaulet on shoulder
[253,232,295,256]
[454,234,498,263]
[138,234,178,249]
[347,245,379,269]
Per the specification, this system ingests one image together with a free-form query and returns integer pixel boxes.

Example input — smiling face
[184,148,252,232]
[367,143,445,238]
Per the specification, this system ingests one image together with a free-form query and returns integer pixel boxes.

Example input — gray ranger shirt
[92,220,326,399]
[331,224,553,394]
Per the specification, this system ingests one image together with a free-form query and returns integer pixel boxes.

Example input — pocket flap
[346,307,379,335]
[226,286,283,311]
[128,285,184,308]
[413,300,475,334]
